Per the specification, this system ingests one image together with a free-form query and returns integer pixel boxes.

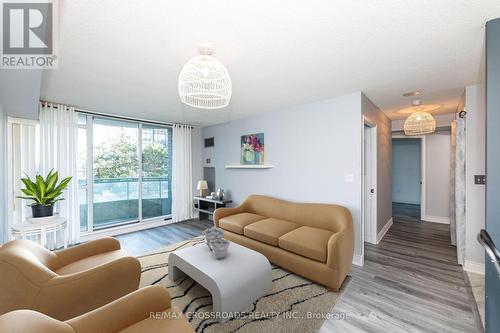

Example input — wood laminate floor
[116,219,212,256]
[116,212,481,333]
[392,202,421,222]
[319,214,482,333]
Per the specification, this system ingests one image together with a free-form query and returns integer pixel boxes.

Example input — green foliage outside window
[94,133,168,179]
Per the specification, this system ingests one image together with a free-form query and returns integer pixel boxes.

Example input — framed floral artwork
[241,133,264,165]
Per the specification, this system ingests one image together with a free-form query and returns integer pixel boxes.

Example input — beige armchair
[0,286,195,333]
[0,237,141,320]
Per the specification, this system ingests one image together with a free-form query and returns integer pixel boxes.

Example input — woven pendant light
[404,111,436,135]
[178,45,232,109]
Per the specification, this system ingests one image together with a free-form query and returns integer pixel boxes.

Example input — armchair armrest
[33,256,141,321]
[213,206,244,227]
[67,286,171,333]
[55,238,121,267]
[0,310,74,333]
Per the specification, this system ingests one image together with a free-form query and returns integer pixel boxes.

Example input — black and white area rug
[138,237,349,333]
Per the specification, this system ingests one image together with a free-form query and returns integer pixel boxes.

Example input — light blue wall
[200,92,364,257]
[392,138,421,205]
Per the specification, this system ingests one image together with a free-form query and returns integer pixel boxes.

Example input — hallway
[320,216,482,333]
[392,202,421,222]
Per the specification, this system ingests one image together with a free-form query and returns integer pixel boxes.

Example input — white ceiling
[40,0,500,126]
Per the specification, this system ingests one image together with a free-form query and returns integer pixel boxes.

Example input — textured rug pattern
[138,237,345,333]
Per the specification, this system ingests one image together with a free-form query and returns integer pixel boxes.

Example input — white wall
[464,83,486,273]
[362,95,393,233]
[0,105,8,243]
[392,139,421,204]
[425,133,451,222]
[200,92,365,260]
[0,70,41,119]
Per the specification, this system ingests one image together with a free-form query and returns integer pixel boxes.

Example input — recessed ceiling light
[397,104,442,114]
[403,91,421,97]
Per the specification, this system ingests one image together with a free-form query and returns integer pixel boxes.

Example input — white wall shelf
[225,164,274,169]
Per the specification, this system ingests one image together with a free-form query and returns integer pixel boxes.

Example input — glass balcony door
[92,118,139,229]
[77,114,173,232]
[141,125,172,220]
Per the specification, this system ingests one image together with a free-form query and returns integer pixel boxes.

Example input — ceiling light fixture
[404,111,436,135]
[178,44,232,109]
[403,98,437,135]
[402,90,421,97]
[398,99,441,114]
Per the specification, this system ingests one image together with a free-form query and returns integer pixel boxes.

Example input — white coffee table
[169,241,272,322]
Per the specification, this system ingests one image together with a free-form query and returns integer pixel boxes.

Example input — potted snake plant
[17,170,72,218]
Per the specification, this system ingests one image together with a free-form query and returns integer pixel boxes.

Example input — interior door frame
[362,118,378,245]
[391,134,427,220]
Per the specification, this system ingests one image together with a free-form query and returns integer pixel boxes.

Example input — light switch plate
[344,174,354,183]
[474,175,486,185]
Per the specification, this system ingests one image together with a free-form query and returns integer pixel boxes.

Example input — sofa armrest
[55,238,122,267]
[213,207,244,227]
[326,227,354,275]
[67,286,171,333]
[34,256,141,321]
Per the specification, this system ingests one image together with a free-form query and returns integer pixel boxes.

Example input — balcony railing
[79,177,171,231]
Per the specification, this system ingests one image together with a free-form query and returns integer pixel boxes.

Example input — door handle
[478,229,500,277]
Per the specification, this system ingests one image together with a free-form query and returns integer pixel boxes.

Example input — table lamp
[197,180,208,196]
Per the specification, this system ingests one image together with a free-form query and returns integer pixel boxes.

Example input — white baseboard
[376,217,393,244]
[464,260,485,275]
[352,254,364,267]
[422,215,450,224]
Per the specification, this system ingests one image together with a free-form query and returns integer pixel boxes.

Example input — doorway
[391,136,424,222]
[363,123,377,245]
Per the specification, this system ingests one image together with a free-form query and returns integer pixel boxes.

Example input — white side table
[11,217,68,249]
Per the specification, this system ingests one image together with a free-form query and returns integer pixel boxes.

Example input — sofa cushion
[55,250,128,275]
[244,218,300,246]
[219,213,266,235]
[279,226,333,262]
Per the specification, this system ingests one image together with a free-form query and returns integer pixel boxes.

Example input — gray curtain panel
[455,117,466,265]
[449,121,457,246]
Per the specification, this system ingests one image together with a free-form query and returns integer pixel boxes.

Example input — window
[78,114,172,232]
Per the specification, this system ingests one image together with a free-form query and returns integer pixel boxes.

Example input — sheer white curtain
[0,107,8,244]
[8,120,39,228]
[39,103,80,244]
[172,124,194,222]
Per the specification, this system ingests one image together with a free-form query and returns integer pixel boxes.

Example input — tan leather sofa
[0,286,195,333]
[214,195,354,291]
[0,237,141,320]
